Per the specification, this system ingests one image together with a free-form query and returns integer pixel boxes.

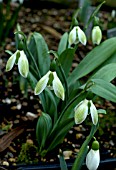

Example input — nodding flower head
[68,26,87,46]
[6,50,29,78]
[74,99,98,125]
[92,26,102,45]
[86,140,100,170]
[34,71,65,100]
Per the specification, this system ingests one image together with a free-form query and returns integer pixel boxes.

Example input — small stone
[76,133,83,139]
[26,139,33,145]
[9,158,16,163]
[2,161,9,166]
[63,150,72,159]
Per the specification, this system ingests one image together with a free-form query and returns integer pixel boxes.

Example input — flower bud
[74,99,88,124]
[92,26,102,45]
[18,50,29,78]
[89,100,98,125]
[86,149,100,170]
[52,72,65,100]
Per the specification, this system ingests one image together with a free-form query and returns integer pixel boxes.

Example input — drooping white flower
[74,99,88,124]
[6,50,29,78]
[68,26,87,46]
[92,26,102,45]
[86,141,100,170]
[34,71,51,95]
[52,72,65,101]
[74,99,98,125]
[90,100,98,125]
[18,50,29,78]
[34,71,65,100]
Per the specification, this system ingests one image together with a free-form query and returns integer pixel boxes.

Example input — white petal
[92,26,102,45]
[77,26,87,45]
[6,51,18,71]
[68,27,77,46]
[90,101,98,125]
[74,99,88,124]
[18,51,29,78]
[52,72,65,100]
[34,71,50,95]
[86,149,100,170]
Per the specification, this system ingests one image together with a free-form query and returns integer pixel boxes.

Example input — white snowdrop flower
[92,26,102,45]
[34,71,65,100]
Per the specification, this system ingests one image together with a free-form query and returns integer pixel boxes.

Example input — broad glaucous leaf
[68,37,116,88]
[91,63,116,82]
[90,79,116,103]
[36,112,52,150]
[58,32,68,55]
[28,32,50,76]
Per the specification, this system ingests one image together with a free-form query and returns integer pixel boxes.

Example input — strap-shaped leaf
[36,112,52,151]
[58,32,68,55]
[44,88,57,124]
[47,118,74,152]
[68,37,116,86]
[91,63,116,82]
[90,79,116,103]
[28,32,50,76]
[59,48,75,77]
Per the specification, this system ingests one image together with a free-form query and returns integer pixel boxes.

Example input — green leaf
[47,118,74,152]
[28,32,50,76]
[90,79,116,103]
[97,109,107,114]
[44,88,57,123]
[59,48,75,77]
[91,63,116,82]
[59,152,68,170]
[68,37,116,87]
[58,32,68,55]
[36,112,52,151]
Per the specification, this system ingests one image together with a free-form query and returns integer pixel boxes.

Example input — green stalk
[71,123,99,170]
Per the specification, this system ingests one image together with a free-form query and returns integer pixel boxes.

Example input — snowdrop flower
[34,71,65,100]
[68,26,87,46]
[86,141,100,170]
[74,99,98,125]
[6,50,29,78]
[92,26,102,45]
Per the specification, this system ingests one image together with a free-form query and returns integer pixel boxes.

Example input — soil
[0,1,116,169]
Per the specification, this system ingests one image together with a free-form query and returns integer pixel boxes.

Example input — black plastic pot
[4,158,116,170]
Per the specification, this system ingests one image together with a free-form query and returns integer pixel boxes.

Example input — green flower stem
[71,123,99,170]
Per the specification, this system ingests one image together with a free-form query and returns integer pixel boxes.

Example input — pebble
[63,150,72,159]
[2,161,9,166]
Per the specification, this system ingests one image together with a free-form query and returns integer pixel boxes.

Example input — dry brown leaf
[0,126,25,152]
[40,25,61,39]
